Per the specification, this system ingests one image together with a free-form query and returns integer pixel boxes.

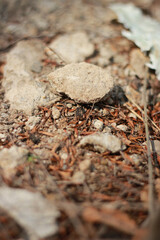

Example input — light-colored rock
[48,62,114,103]
[79,133,125,153]
[103,126,112,134]
[79,159,91,171]
[130,154,143,166]
[92,119,104,131]
[0,146,28,177]
[117,124,128,132]
[49,32,94,63]
[0,186,59,239]
[52,106,61,120]
[2,40,57,115]
[26,116,41,129]
[130,49,148,79]
[128,112,137,119]
[72,171,85,184]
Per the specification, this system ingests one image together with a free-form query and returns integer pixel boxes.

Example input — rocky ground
[0,0,160,240]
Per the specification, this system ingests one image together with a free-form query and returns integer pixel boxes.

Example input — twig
[143,68,154,220]
[126,95,160,132]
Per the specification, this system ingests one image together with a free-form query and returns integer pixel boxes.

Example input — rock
[117,124,128,132]
[47,62,114,103]
[79,159,91,171]
[130,154,143,166]
[79,133,125,153]
[49,32,94,63]
[52,106,61,120]
[72,171,85,184]
[0,146,28,177]
[92,119,104,131]
[26,116,41,129]
[103,126,112,134]
[130,49,148,79]
[128,112,137,119]
[0,186,60,239]
[2,40,57,115]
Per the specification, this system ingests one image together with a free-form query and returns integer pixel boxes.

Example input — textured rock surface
[79,133,125,153]
[47,62,114,103]
[49,32,94,63]
[2,40,56,114]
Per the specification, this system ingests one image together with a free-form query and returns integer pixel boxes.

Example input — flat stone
[49,32,94,63]
[79,132,125,153]
[47,62,114,103]
[2,40,56,115]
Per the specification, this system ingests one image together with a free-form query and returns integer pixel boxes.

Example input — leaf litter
[0,0,160,240]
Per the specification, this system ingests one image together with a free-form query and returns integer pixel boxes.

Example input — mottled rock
[49,32,94,63]
[2,40,57,115]
[48,62,114,103]
[79,133,125,153]
[92,119,104,131]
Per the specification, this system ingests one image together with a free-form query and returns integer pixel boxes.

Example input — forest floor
[0,0,160,240]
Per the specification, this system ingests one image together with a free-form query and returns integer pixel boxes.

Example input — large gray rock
[47,62,114,103]
[49,32,94,63]
[2,39,56,115]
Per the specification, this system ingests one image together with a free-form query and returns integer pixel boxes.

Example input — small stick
[143,68,154,220]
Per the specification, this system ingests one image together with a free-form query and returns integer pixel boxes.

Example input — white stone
[0,146,28,177]
[79,159,91,171]
[117,124,128,132]
[72,171,85,184]
[92,119,104,131]
[130,154,143,166]
[26,116,41,129]
[52,106,61,120]
[47,62,114,103]
[49,32,94,63]
[0,186,59,238]
[79,133,125,153]
[2,40,57,115]
[128,112,137,119]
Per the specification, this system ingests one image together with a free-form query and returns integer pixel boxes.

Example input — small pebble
[117,124,128,132]
[130,154,143,166]
[72,171,85,184]
[79,159,91,171]
[93,119,104,131]
[128,112,137,119]
[52,106,61,120]
[66,103,73,109]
